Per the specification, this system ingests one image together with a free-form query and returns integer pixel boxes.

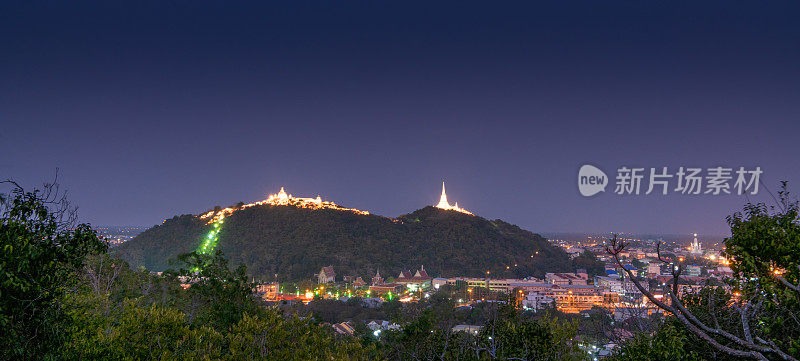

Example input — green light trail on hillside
[192,216,224,272]
[198,217,223,255]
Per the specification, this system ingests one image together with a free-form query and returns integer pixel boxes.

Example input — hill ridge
[115,202,601,281]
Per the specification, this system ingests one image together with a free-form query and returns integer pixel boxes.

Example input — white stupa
[689,233,703,255]
[435,182,473,215]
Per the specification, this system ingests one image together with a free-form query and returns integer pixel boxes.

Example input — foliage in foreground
[605,322,702,361]
[608,183,800,360]
[383,293,585,361]
[63,294,375,361]
[0,183,106,360]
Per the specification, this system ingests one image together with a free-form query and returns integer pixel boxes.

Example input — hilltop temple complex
[198,183,473,226]
[199,186,369,224]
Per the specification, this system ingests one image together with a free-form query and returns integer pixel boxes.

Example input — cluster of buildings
[544,233,736,314]
[268,240,732,318]
[242,232,738,353]
[315,265,433,295]
[249,231,733,325]
[439,272,623,314]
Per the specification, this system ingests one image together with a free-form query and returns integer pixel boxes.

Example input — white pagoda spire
[434,181,474,215]
[277,187,289,201]
[690,233,702,254]
[437,181,450,208]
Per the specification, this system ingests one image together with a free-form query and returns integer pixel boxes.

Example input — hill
[116,204,601,281]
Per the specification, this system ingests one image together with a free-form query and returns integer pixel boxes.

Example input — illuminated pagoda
[372,270,384,286]
[435,182,473,215]
[689,233,703,255]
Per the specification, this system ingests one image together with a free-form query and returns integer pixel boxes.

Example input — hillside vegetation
[116,205,601,281]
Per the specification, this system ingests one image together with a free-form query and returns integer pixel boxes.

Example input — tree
[383,297,584,361]
[226,312,377,361]
[724,183,800,358]
[605,183,800,360]
[171,251,258,331]
[0,180,107,360]
[606,322,702,361]
[477,302,583,361]
[572,251,605,277]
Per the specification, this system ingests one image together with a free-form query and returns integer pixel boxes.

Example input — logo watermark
[578,165,762,197]
[578,165,608,197]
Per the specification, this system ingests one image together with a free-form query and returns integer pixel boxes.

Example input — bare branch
[605,235,797,361]
[776,272,800,294]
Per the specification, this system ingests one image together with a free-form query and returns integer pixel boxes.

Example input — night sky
[2,1,799,235]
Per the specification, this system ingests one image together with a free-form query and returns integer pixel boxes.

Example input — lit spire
[434,182,474,215]
[437,181,450,208]
[690,233,702,254]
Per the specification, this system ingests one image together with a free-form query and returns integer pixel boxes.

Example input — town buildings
[254,282,279,300]
[394,266,432,290]
[522,292,554,310]
[545,272,589,285]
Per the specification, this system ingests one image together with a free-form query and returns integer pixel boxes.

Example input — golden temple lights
[199,186,369,224]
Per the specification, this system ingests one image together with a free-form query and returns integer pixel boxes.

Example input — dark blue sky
[2,1,799,235]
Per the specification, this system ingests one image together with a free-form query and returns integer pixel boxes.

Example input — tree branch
[605,235,797,361]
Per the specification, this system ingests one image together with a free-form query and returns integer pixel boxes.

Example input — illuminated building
[545,285,619,313]
[545,272,589,285]
[508,282,553,294]
[318,266,336,283]
[517,284,620,313]
[435,182,473,215]
[446,278,548,294]
[332,322,355,336]
[594,276,624,294]
[395,266,432,290]
[371,270,384,286]
[254,283,279,300]
[689,233,703,255]
[452,325,482,334]
[522,292,555,310]
[647,263,662,277]
[369,283,403,294]
[685,264,702,277]
[441,276,620,312]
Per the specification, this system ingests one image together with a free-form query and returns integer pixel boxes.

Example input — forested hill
[116,204,602,281]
